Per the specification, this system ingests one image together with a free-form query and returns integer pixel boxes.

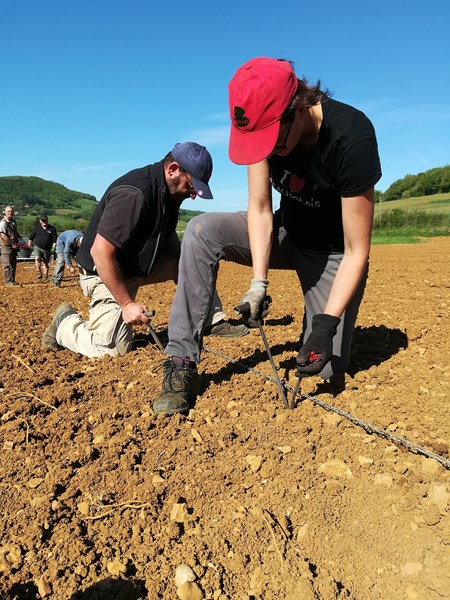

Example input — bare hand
[121,301,150,325]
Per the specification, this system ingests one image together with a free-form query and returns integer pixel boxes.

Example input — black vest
[76,160,179,278]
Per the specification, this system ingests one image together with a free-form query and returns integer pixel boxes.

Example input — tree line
[378,165,450,202]
[2,166,449,237]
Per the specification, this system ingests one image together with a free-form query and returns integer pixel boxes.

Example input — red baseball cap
[228,57,298,165]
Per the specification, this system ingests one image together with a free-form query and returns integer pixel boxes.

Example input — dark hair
[164,151,174,164]
[164,152,187,174]
[278,60,332,124]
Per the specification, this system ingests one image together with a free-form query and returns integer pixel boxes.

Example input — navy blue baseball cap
[171,142,213,199]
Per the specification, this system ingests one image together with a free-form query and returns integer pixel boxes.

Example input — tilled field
[0,238,449,600]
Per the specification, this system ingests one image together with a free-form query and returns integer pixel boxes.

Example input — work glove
[296,313,341,376]
[236,279,271,328]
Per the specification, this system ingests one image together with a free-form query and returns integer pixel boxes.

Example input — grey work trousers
[165,211,368,379]
[52,251,67,284]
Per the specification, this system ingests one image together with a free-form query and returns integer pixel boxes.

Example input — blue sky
[1,0,449,212]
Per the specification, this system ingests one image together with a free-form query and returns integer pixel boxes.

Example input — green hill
[0,176,98,236]
[0,175,96,210]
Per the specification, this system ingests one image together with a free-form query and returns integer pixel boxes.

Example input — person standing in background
[28,215,57,281]
[0,206,21,286]
[51,229,83,288]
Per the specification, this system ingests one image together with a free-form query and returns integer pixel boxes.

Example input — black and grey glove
[296,313,341,376]
[236,279,270,328]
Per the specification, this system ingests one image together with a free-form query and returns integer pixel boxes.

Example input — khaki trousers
[56,251,225,358]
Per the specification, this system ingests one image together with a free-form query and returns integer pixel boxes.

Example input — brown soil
[0,238,449,600]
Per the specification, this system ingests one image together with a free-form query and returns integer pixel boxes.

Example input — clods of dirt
[0,238,449,599]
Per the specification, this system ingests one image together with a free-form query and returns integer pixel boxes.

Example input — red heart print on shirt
[289,174,305,193]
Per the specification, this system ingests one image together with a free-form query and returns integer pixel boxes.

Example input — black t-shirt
[269,98,381,252]
[97,187,144,249]
[91,185,178,277]
[29,223,58,251]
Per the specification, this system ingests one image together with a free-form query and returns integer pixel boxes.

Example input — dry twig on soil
[261,510,285,570]
[83,500,154,521]
[18,418,30,446]
[12,354,35,374]
[4,392,58,411]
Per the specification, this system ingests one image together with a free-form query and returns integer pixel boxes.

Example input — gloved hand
[236,279,270,327]
[296,313,341,376]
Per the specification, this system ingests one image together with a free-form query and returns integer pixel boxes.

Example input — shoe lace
[154,358,188,392]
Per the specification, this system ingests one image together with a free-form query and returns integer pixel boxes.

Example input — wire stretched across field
[137,324,450,470]
[202,344,450,471]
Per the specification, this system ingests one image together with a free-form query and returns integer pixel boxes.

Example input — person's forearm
[247,161,273,280]
[248,208,273,280]
[324,253,369,317]
[91,251,133,308]
[326,190,374,317]
[64,251,72,267]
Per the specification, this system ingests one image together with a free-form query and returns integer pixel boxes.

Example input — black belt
[78,266,97,276]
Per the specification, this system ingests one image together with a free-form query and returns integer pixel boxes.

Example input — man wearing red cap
[42,142,247,357]
[154,58,381,416]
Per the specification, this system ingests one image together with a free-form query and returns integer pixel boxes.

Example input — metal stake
[236,302,291,410]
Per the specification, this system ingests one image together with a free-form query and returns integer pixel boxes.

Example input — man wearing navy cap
[43,142,247,357]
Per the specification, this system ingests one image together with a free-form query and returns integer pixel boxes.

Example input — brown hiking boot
[42,303,77,350]
[152,357,200,416]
